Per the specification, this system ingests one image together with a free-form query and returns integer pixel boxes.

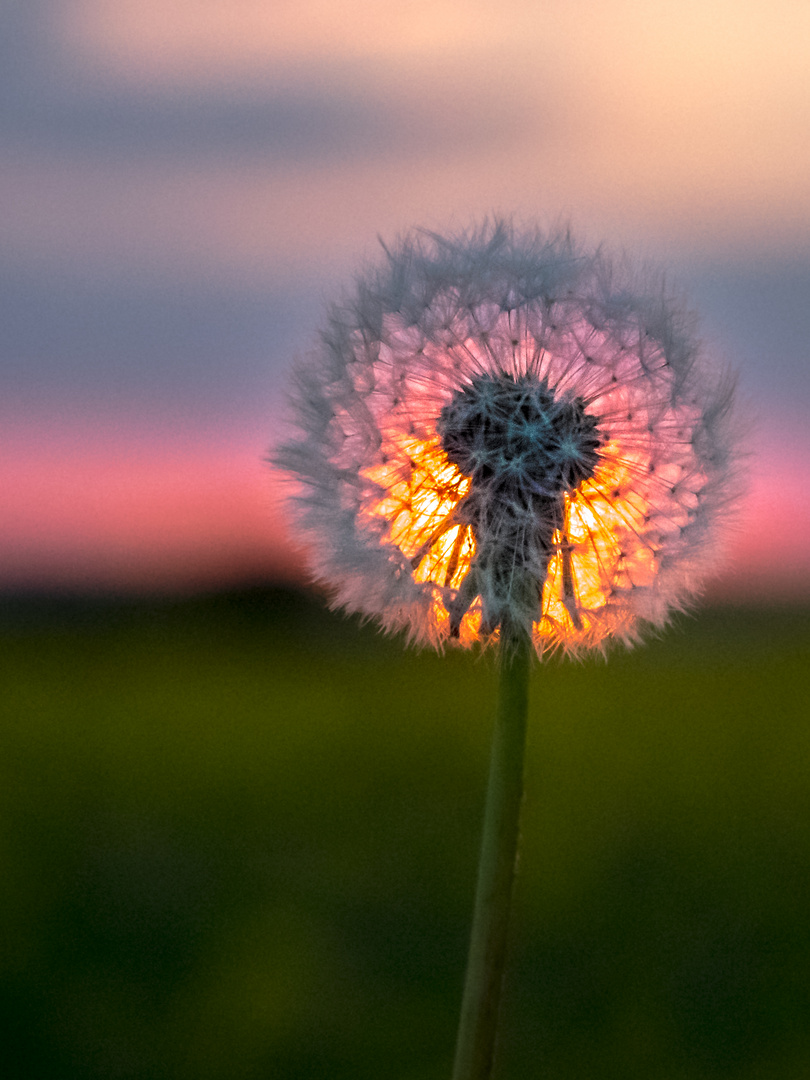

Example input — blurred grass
[1,587,809,1079]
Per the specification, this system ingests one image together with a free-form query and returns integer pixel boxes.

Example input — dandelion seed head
[275,220,741,656]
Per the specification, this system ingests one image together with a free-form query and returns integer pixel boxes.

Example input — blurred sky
[2,0,809,597]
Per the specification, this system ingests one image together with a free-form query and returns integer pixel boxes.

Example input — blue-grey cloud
[1,261,326,432]
[687,260,810,404]
[0,3,530,165]
[4,255,810,442]
[6,81,430,164]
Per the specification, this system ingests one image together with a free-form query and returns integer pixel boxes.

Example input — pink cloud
[1,437,304,593]
[710,427,810,602]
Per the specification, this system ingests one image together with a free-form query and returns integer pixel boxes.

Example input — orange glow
[361,434,483,642]
[360,426,656,649]
[543,456,648,647]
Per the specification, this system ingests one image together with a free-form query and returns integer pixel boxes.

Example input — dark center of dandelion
[438,372,601,499]
[435,372,602,637]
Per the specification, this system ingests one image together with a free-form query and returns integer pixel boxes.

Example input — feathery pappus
[275,221,740,655]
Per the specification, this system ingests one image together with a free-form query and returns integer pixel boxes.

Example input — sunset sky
[3,0,809,597]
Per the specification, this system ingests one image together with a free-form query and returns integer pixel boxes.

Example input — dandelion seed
[275,220,739,655]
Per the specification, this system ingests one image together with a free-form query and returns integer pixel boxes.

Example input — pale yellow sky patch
[62,0,518,78]
[5,0,804,274]
[62,0,810,89]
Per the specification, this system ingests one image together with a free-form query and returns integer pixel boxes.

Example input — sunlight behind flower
[282,229,738,657]
[359,391,697,650]
[362,435,480,642]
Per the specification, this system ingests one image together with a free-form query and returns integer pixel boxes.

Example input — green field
[2,588,809,1079]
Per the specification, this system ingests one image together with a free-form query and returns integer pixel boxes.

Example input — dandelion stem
[451,623,531,1080]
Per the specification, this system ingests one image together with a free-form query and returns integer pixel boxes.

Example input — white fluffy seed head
[274,220,742,656]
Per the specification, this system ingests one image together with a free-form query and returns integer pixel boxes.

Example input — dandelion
[277,221,738,657]
[274,220,740,1080]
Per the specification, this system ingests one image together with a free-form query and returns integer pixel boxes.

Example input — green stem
[451,625,532,1080]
